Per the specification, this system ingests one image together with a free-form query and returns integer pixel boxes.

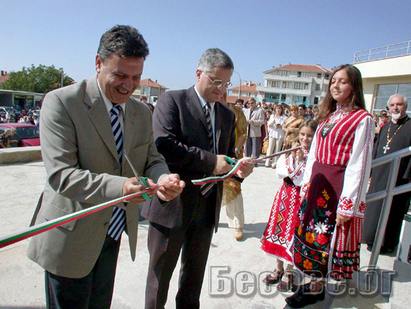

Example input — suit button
[114,168,121,175]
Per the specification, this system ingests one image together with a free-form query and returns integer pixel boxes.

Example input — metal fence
[353,40,411,63]
[366,146,411,268]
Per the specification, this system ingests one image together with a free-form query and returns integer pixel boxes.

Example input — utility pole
[234,71,242,98]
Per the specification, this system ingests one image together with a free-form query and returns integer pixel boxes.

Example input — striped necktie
[107,104,126,241]
[200,102,214,197]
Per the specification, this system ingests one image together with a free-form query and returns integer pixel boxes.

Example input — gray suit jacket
[27,76,169,278]
[245,106,265,137]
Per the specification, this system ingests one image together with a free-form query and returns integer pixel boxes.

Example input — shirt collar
[97,79,127,115]
[194,86,215,108]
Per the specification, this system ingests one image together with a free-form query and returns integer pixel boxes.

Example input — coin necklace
[383,116,409,154]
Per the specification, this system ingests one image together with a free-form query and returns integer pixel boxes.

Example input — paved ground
[0,160,410,308]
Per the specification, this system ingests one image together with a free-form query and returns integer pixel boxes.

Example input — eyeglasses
[202,72,232,88]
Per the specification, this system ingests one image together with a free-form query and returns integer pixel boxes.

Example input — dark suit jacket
[27,76,170,278]
[142,86,236,229]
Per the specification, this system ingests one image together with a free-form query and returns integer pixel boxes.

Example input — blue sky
[1,0,410,90]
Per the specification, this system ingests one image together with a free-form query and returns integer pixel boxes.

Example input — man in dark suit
[27,25,184,308]
[142,48,254,308]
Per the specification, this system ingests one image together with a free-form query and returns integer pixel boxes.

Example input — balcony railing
[353,40,411,63]
[366,147,411,270]
[257,85,311,96]
[263,74,313,83]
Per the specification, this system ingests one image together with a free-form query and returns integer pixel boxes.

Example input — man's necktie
[200,103,214,198]
[107,105,126,241]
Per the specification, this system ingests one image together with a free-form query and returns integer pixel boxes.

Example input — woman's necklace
[321,103,354,137]
[383,116,409,154]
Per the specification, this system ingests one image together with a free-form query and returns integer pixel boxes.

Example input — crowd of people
[0,127,19,148]
[232,97,317,165]
[13,24,409,309]
[0,108,40,126]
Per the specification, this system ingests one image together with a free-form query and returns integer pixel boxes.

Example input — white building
[227,81,260,104]
[353,40,411,115]
[256,64,332,106]
[132,78,168,103]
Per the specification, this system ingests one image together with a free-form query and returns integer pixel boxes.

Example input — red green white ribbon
[192,160,246,185]
[191,147,301,185]
[252,146,301,162]
[0,185,159,249]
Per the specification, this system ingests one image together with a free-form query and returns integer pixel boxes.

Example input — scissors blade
[123,150,142,184]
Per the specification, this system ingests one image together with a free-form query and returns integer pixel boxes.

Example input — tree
[0,64,74,93]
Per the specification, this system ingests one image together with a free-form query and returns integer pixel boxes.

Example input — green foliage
[0,64,74,93]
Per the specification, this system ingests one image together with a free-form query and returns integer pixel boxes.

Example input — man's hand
[156,173,185,202]
[213,155,232,175]
[235,157,254,179]
[122,177,159,204]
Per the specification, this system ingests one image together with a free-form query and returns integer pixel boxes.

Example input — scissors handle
[139,177,151,201]
[225,155,236,167]
[123,150,151,201]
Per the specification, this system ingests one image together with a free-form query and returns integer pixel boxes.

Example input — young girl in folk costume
[261,120,317,292]
[286,64,374,308]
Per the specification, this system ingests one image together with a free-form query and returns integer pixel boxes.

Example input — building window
[301,72,311,77]
[276,70,290,76]
[270,81,281,88]
[315,84,321,91]
[373,83,411,113]
[264,93,280,103]
[293,95,307,104]
[317,73,322,78]
[294,82,309,90]
[297,72,301,77]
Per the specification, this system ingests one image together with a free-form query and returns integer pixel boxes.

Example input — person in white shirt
[265,104,287,168]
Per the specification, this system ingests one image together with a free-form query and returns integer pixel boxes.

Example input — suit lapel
[186,87,210,132]
[123,100,138,157]
[84,76,119,163]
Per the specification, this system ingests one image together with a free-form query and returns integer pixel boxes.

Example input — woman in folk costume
[261,120,317,292]
[282,104,305,150]
[285,64,375,308]
[221,94,248,240]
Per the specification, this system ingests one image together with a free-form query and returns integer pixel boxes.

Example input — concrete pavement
[0,160,410,308]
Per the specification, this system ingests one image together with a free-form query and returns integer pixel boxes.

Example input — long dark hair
[317,64,366,123]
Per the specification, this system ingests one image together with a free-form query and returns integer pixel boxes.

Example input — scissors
[225,155,237,167]
[123,150,151,201]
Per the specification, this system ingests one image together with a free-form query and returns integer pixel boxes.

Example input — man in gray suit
[244,98,265,158]
[27,25,184,308]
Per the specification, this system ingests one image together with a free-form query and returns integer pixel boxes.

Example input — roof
[0,72,10,84]
[226,95,253,104]
[265,64,332,74]
[0,89,45,96]
[228,82,258,92]
[139,79,168,89]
